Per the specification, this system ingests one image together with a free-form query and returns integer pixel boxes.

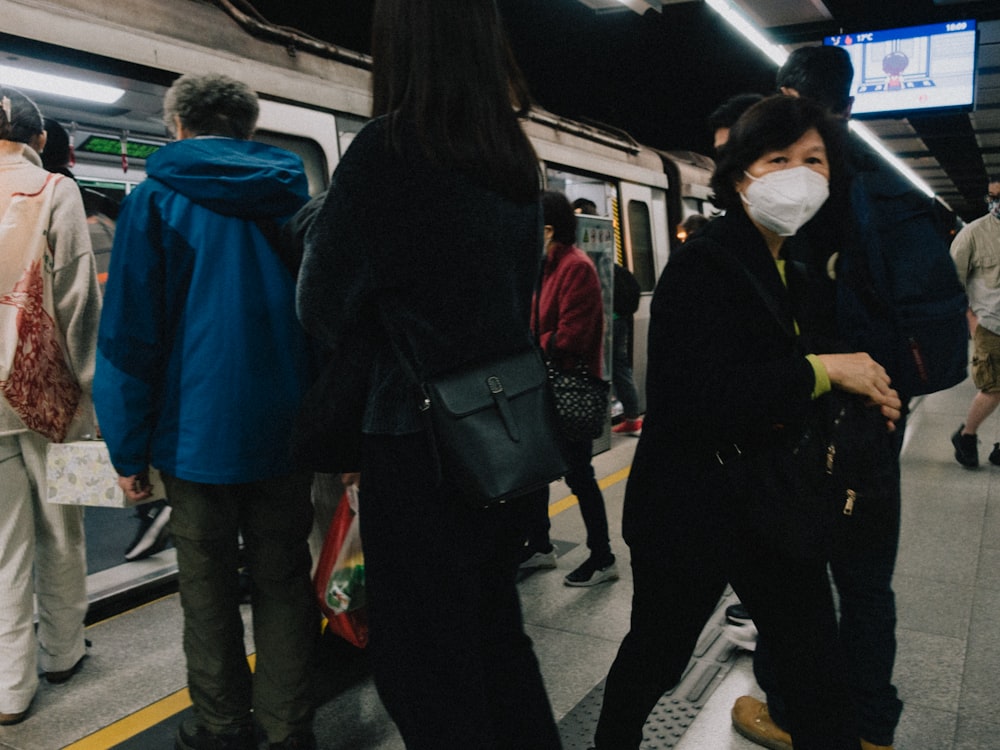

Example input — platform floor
[3,374,999,749]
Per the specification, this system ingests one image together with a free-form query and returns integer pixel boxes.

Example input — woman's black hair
[370,0,539,202]
[542,190,577,246]
[0,86,44,144]
[710,95,844,212]
[41,118,72,174]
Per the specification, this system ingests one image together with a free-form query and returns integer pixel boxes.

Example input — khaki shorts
[972,325,1000,392]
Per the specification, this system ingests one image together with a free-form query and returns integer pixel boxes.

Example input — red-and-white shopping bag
[313,484,368,648]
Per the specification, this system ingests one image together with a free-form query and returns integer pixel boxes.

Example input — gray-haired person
[94,73,317,750]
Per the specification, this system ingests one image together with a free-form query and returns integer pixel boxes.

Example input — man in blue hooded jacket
[94,73,316,750]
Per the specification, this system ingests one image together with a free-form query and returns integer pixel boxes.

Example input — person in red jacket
[519,190,618,586]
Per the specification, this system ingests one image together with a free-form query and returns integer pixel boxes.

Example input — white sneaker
[723,619,759,651]
[124,504,172,561]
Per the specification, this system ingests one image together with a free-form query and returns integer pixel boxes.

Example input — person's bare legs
[962,391,1000,435]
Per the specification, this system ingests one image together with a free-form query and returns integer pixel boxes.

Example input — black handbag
[533,267,609,443]
[722,390,896,560]
[546,359,610,442]
[416,346,569,507]
[712,246,896,560]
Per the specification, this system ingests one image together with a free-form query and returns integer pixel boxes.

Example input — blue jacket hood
[146,137,308,219]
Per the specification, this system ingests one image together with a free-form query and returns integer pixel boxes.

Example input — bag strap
[710,245,797,341]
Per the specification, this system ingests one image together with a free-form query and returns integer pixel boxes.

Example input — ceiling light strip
[703,0,943,205]
[0,64,125,104]
[703,0,788,66]
[849,121,940,201]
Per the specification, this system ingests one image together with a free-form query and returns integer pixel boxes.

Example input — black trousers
[359,432,562,750]
[595,513,858,750]
[756,420,905,746]
[523,437,612,559]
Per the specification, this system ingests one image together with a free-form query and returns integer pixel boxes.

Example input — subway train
[0,0,713,610]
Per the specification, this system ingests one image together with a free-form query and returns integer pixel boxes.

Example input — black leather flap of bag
[427,348,548,418]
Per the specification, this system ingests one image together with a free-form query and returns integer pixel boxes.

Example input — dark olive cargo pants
[163,472,317,744]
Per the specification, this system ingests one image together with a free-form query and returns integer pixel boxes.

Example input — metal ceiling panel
[972,110,1000,128]
[876,137,930,153]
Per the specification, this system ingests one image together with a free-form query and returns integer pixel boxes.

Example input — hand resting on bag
[816,352,902,429]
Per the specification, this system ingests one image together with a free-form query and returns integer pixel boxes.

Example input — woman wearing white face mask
[592,95,903,750]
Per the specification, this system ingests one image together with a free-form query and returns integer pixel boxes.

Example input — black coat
[297,116,541,435]
[623,208,823,555]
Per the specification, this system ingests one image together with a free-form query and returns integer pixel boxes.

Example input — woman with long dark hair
[296,1,561,748]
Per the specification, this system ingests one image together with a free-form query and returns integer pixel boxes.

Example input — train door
[618,181,668,415]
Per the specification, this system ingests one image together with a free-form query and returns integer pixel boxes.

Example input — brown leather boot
[860,741,894,750]
[731,695,793,750]
[0,708,28,726]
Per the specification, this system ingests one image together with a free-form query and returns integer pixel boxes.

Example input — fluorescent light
[848,121,940,201]
[704,0,787,66]
[704,0,943,203]
[617,0,662,12]
[0,64,125,104]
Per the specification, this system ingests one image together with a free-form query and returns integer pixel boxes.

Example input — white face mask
[740,166,830,237]
[989,199,1000,220]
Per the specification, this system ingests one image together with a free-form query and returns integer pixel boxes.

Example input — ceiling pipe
[212,0,372,68]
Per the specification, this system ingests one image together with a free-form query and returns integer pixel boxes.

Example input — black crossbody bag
[382,304,567,509]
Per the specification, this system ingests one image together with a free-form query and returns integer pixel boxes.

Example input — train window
[543,167,616,219]
[254,130,328,197]
[336,114,367,157]
[627,200,655,292]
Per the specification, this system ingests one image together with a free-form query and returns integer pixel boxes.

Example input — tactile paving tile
[558,590,743,749]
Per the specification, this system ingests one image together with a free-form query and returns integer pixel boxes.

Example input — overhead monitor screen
[824,20,977,117]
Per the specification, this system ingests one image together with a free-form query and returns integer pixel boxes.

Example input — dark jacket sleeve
[297,152,373,351]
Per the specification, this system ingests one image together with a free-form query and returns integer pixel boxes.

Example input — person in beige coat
[0,86,101,725]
